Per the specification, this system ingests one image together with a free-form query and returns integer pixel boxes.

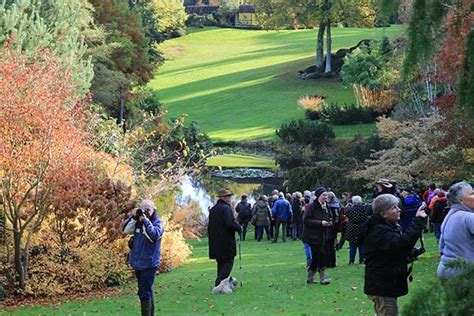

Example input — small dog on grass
[212,276,238,294]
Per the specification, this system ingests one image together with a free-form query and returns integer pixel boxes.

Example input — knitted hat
[314,187,327,199]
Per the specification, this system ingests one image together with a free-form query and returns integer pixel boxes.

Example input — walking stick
[238,233,243,287]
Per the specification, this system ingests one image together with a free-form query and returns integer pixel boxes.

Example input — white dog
[212,276,238,294]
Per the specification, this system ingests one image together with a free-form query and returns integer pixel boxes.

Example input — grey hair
[447,181,472,204]
[372,194,399,216]
[351,195,363,204]
[327,191,336,202]
[141,199,155,209]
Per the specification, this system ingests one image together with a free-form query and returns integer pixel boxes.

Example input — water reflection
[176,175,271,218]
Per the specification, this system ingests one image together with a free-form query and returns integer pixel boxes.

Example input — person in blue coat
[272,192,293,243]
[400,185,421,232]
[123,199,165,316]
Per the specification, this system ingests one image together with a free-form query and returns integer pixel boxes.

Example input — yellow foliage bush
[159,216,192,273]
[24,242,129,297]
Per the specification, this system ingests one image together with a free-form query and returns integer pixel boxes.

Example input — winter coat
[291,199,303,224]
[122,210,165,271]
[208,199,242,260]
[236,201,252,223]
[400,194,421,232]
[362,215,425,298]
[327,200,340,240]
[272,197,292,222]
[427,190,437,206]
[437,203,474,278]
[345,203,370,246]
[254,200,272,226]
[431,197,448,224]
[302,200,333,245]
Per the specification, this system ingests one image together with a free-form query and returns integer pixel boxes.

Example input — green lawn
[206,154,276,169]
[150,26,404,142]
[7,233,439,315]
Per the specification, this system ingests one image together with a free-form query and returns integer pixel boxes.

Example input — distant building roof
[185,5,219,15]
[238,4,255,13]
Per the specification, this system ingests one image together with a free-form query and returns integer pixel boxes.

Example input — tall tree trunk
[325,18,332,73]
[315,21,326,70]
[13,230,25,290]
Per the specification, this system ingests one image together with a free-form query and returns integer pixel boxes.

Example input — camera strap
[407,229,425,282]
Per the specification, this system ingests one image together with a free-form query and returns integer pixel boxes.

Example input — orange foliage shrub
[297,95,325,112]
[353,84,398,113]
[172,204,206,239]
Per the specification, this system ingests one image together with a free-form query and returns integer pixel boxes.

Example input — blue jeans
[135,267,157,301]
[433,223,441,240]
[291,225,300,240]
[349,244,365,263]
[257,225,270,241]
[304,243,312,267]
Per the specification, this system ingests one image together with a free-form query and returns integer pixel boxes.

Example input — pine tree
[0,0,94,96]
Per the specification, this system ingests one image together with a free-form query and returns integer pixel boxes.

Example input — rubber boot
[319,268,331,285]
[306,269,317,284]
[141,299,152,316]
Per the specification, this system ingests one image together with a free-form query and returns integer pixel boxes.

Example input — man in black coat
[235,195,252,241]
[208,188,242,287]
[362,194,427,316]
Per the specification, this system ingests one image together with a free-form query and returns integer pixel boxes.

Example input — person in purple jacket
[437,182,474,279]
[123,199,165,316]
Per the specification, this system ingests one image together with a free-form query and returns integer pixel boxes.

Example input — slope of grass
[150,26,404,142]
[8,233,439,315]
[206,154,276,169]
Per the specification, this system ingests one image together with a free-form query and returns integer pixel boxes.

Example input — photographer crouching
[362,194,427,316]
[123,200,164,316]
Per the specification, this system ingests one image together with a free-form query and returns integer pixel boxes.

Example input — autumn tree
[0,42,94,290]
[354,116,471,186]
[148,0,187,36]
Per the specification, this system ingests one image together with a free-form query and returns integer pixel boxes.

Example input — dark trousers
[308,242,327,272]
[135,267,157,301]
[215,258,234,287]
[257,225,270,241]
[349,244,365,263]
[433,223,441,240]
[337,227,346,250]
[269,219,275,239]
[273,219,288,242]
[239,221,249,240]
[326,238,336,267]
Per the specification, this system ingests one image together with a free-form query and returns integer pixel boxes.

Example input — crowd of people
[206,179,474,316]
[118,180,473,316]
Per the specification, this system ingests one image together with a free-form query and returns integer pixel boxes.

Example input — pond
[176,168,283,218]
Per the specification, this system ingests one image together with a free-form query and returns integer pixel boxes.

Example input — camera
[133,208,145,220]
[407,246,425,263]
